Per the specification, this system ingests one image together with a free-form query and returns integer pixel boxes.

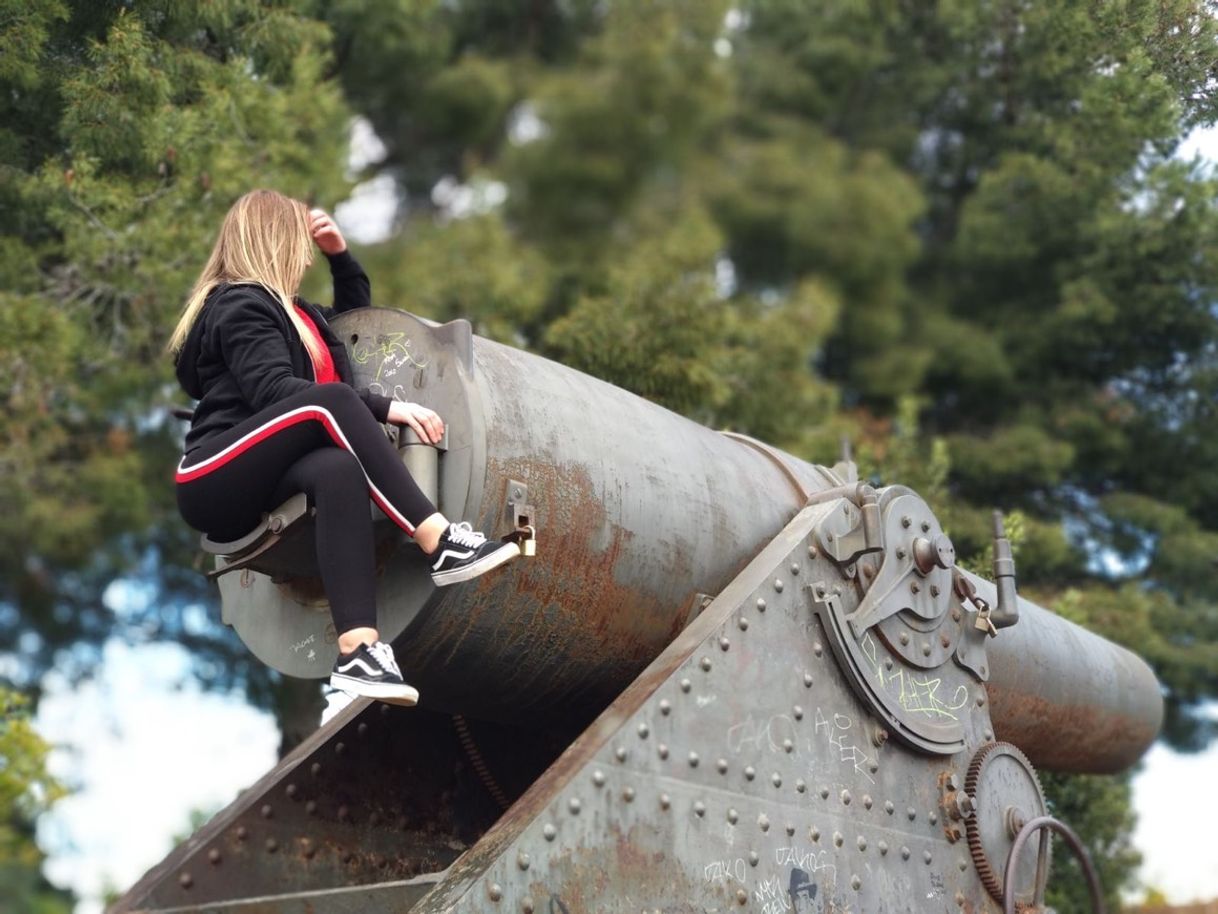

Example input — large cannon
[114,308,1161,914]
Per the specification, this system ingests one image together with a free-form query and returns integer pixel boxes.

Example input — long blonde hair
[168,189,324,363]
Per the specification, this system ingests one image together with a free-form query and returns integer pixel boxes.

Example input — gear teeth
[964,740,1048,903]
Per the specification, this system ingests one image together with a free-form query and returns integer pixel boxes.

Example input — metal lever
[990,510,1019,629]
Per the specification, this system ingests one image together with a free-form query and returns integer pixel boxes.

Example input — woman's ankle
[337,626,379,655]
[414,513,449,554]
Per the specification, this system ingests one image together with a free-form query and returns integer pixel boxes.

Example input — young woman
[169,189,517,706]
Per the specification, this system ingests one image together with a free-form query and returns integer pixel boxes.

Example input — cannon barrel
[222,308,1161,774]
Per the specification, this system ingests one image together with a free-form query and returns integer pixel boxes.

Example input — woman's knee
[301,448,367,500]
[309,381,363,413]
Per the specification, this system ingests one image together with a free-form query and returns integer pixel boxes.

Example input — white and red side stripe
[175,405,416,535]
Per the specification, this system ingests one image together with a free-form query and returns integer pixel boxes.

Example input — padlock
[518,525,537,557]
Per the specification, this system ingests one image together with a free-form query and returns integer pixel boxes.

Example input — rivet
[680,679,692,693]
[179,872,193,888]
[922,642,932,657]
[717,758,729,774]
[803,672,814,687]
[593,770,606,787]
[910,581,920,594]
[782,739,794,753]
[756,598,767,611]
[863,795,873,809]
[285,784,297,799]
[660,794,671,810]
[808,544,818,559]
[984,729,994,741]
[896,547,906,559]
[543,823,557,840]
[786,823,795,836]
[265,838,278,853]
[335,742,346,756]
[302,839,315,859]
[774,579,784,593]
[869,761,879,774]
[749,851,759,866]
[523,898,536,914]
[901,846,911,860]
[623,787,635,802]
[488,882,503,901]
[959,859,968,872]
[659,699,672,715]
[929,811,939,825]
[261,804,273,819]
[793,705,804,720]
[810,827,820,842]
[858,836,868,851]
[737,888,748,905]
[207,848,221,865]
[638,722,650,739]
[901,515,912,528]
[924,851,933,864]
[852,875,862,890]
[931,585,941,597]
[833,831,844,847]
[305,799,317,815]
[977,694,986,707]
[688,751,700,767]
[885,801,895,815]
[841,790,852,806]
[568,798,581,814]
[694,801,706,817]
[813,642,823,657]
[357,722,368,737]
[236,826,248,841]
[658,744,669,760]
[615,746,628,762]
[379,703,390,715]
[941,634,951,648]
[921,521,931,533]
[956,893,966,907]
[899,632,910,646]
[795,779,807,793]
[719,637,730,651]
[310,762,322,777]
[879,840,889,855]
[744,766,756,781]
[820,787,830,799]
[952,608,961,622]
[518,852,531,870]
[758,814,770,832]
[337,805,350,822]
[907,807,917,820]
[728,808,739,824]
[884,658,894,670]
[874,727,888,747]
[738,617,749,631]
[790,563,800,576]
[772,773,782,788]
[699,657,712,672]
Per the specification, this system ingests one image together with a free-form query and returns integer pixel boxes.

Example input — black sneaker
[430,522,520,586]
[329,641,418,706]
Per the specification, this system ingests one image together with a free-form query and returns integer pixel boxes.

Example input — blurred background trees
[5,1,1218,908]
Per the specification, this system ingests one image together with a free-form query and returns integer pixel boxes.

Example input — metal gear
[964,741,1049,903]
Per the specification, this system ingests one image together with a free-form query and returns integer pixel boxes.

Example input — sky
[27,120,1218,912]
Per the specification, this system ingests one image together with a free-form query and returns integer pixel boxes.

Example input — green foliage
[0,689,73,913]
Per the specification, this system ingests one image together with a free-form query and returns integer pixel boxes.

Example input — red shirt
[293,305,338,384]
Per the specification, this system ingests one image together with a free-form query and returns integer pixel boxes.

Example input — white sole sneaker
[329,673,419,707]
[432,541,520,586]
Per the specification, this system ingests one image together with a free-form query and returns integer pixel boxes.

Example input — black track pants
[175,384,437,634]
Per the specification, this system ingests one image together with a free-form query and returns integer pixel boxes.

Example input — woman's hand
[387,400,445,445]
[309,208,347,255]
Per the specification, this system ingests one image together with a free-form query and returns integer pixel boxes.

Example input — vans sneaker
[329,641,418,706]
[430,522,519,586]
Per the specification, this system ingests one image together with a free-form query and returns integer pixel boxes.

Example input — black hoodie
[175,251,392,453]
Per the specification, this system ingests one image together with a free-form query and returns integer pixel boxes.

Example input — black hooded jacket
[175,251,393,453]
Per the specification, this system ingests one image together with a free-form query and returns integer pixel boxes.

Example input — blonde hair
[168,189,324,363]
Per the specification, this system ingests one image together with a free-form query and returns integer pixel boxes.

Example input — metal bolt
[884,658,894,670]
[699,656,712,672]
[749,851,760,866]
[310,762,322,776]
[813,641,823,657]
[803,672,814,687]
[772,772,783,788]
[680,678,692,693]
[952,608,961,622]
[285,784,297,799]
[660,794,671,810]
[902,515,912,528]
[956,892,966,907]
[659,699,672,715]
[207,848,221,865]
[921,520,931,532]
[265,838,278,853]
[852,875,862,890]
[236,826,248,841]
[858,836,868,851]
[756,598,767,611]
[885,801,895,815]
[795,779,807,793]
[774,579,784,593]
[911,581,921,594]
[841,789,852,806]
[899,632,910,645]
[922,642,933,657]
[623,787,635,802]
[793,704,804,720]
[719,637,731,651]
[977,693,987,707]
[592,770,606,787]
[260,804,273,819]
[907,807,917,821]
[179,872,193,888]
[791,563,801,575]
[688,751,700,768]
[863,795,873,810]
[489,883,503,902]
[658,744,669,760]
[717,758,729,774]
[820,787,830,799]
[833,831,844,847]
[984,729,994,741]
[879,840,889,855]
[941,634,951,648]
[808,544,819,558]
[543,823,557,841]
[759,814,770,832]
[517,852,531,871]
[931,585,941,597]
[786,824,796,836]
[744,766,756,781]
[924,851,933,864]
[335,742,346,756]
[615,746,628,762]
[873,727,888,747]
[896,547,907,559]
[810,826,820,842]
[901,846,911,860]
[727,808,738,824]
[783,738,794,753]
[959,859,968,872]
[694,801,706,817]
[737,889,748,905]
[568,798,582,815]
[638,722,650,739]
[357,722,368,737]
[929,811,939,825]
[738,616,749,631]
[523,898,536,914]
